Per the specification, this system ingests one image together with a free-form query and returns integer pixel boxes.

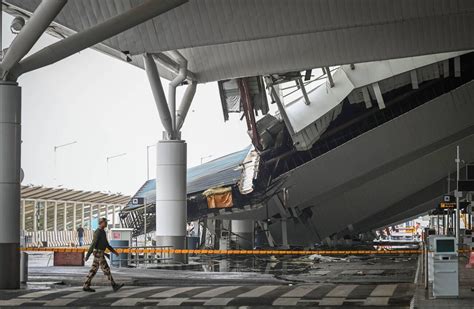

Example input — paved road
[0,283,414,307]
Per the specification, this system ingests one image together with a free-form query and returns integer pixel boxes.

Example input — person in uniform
[83,218,123,292]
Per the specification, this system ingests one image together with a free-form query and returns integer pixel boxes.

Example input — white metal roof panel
[4,0,474,82]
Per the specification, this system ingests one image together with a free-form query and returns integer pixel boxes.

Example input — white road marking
[325,285,357,297]
[62,287,109,298]
[203,298,234,306]
[157,297,189,306]
[237,285,279,297]
[151,286,203,298]
[106,286,167,298]
[43,298,78,306]
[0,298,32,306]
[281,284,319,297]
[272,297,300,306]
[111,297,145,306]
[363,296,390,306]
[194,286,240,298]
[369,284,398,297]
[319,297,345,306]
[19,287,80,298]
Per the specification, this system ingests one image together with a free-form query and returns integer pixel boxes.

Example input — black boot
[112,283,124,292]
[83,286,96,292]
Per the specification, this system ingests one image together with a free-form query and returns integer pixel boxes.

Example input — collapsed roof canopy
[4,0,474,82]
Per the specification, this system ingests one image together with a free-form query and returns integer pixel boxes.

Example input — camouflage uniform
[83,227,117,289]
[83,250,116,288]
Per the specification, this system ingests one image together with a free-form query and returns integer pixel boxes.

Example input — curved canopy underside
[4,0,474,82]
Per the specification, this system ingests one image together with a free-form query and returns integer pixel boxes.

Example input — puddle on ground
[195,256,317,275]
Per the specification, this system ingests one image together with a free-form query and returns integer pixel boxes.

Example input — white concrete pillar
[155,140,187,262]
[89,204,94,229]
[0,81,21,289]
[43,201,47,231]
[112,205,116,227]
[81,203,84,227]
[63,203,67,231]
[33,201,37,232]
[231,220,254,249]
[73,203,77,229]
[53,201,57,231]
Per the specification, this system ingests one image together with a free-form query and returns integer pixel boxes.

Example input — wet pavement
[0,252,418,307]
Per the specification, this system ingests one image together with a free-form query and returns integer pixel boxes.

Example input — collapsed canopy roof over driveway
[4,0,474,82]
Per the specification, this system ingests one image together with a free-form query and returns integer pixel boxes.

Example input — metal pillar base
[155,140,187,263]
[0,82,21,289]
[231,220,253,249]
[156,235,186,263]
[0,243,20,288]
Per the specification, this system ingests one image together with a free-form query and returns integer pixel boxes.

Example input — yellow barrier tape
[18,247,432,255]
[19,247,474,255]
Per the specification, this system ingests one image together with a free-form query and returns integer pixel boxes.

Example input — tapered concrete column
[0,81,21,289]
[231,220,254,249]
[155,140,187,262]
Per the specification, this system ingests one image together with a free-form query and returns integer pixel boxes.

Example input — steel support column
[53,201,58,231]
[63,203,67,231]
[43,201,47,231]
[0,81,21,289]
[81,203,84,227]
[73,202,77,229]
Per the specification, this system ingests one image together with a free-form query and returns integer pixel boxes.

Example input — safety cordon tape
[18,247,472,255]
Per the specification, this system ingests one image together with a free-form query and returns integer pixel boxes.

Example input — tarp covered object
[203,187,233,209]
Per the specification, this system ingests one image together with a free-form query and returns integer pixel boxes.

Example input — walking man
[83,218,123,292]
[77,225,84,246]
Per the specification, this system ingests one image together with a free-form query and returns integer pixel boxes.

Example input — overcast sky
[2,13,256,196]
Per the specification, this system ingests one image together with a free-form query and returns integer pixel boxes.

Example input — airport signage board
[443,195,455,203]
[131,197,145,205]
[439,202,456,209]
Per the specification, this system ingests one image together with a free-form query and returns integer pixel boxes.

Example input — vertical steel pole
[112,205,116,228]
[53,201,58,231]
[0,81,21,289]
[33,201,37,232]
[144,201,147,246]
[43,202,47,231]
[73,203,77,230]
[63,203,67,231]
[456,146,460,243]
[81,203,84,227]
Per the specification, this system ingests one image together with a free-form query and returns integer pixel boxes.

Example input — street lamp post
[106,153,127,190]
[53,141,77,185]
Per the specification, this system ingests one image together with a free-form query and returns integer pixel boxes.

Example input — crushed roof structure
[124,146,251,211]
